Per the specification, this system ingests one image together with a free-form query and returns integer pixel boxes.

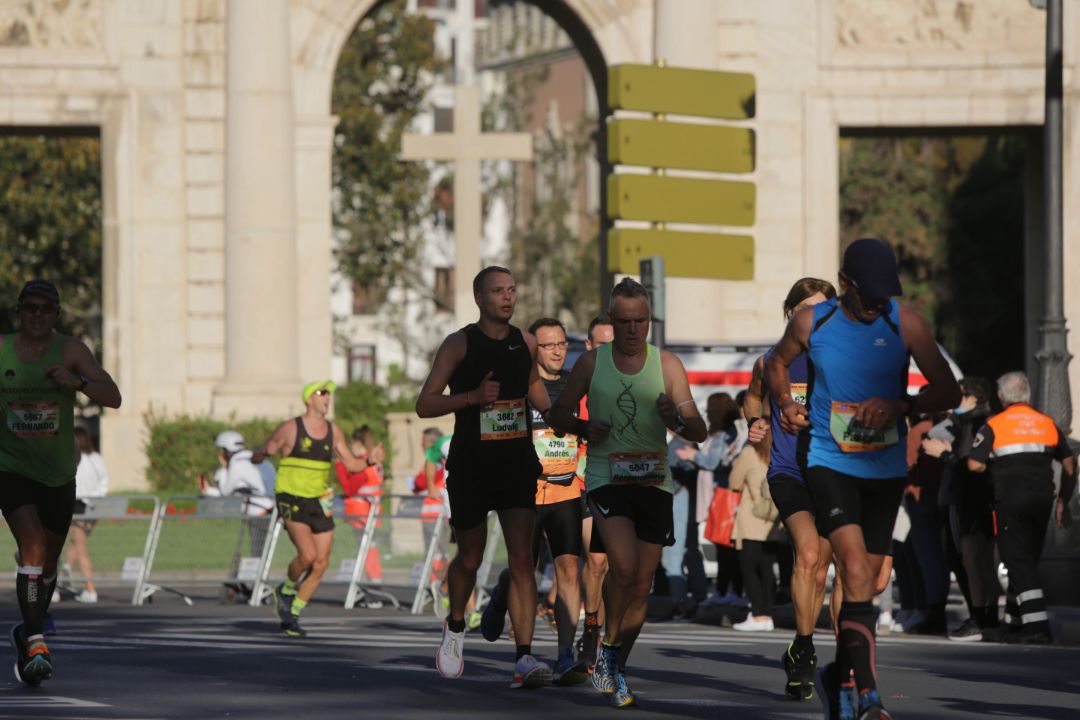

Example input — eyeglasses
[537,341,568,350]
[314,389,332,397]
[18,303,57,316]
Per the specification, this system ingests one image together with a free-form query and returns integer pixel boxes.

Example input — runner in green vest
[549,278,706,708]
[0,280,121,686]
[252,380,373,636]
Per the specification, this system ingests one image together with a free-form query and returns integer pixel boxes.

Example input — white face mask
[954,405,970,415]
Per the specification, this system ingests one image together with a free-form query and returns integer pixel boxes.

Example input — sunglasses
[19,302,58,316]
[314,389,332,397]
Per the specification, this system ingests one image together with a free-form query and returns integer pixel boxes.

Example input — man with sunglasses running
[253,380,371,636]
[768,239,959,720]
[1,280,121,686]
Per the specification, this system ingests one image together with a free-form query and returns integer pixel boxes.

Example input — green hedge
[143,381,415,493]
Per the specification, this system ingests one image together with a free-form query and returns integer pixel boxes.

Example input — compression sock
[447,617,467,634]
[289,597,307,616]
[282,578,299,596]
[793,633,814,655]
[41,574,57,614]
[584,611,600,628]
[16,566,45,638]
[838,600,877,693]
[515,644,532,661]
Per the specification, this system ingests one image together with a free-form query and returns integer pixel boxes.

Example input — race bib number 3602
[480,399,528,441]
[610,452,667,486]
[829,400,899,453]
[7,401,61,438]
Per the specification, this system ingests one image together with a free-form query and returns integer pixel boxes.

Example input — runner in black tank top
[417,266,553,689]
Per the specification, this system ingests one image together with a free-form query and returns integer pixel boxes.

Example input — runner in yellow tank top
[549,278,706,709]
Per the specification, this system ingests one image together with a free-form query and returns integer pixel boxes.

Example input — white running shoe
[74,590,98,604]
[877,610,893,633]
[436,622,465,679]
[50,589,60,604]
[732,616,775,632]
[510,654,552,689]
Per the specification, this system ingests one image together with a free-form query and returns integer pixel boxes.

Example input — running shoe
[510,654,552,689]
[10,624,52,687]
[782,641,816,701]
[553,648,588,686]
[436,621,465,679]
[272,584,294,625]
[75,589,98,604]
[467,610,483,631]
[857,689,892,720]
[609,671,636,708]
[816,662,857,720]
[591,644,618,694]
[948,617,982,642]
[577,622,600,670]
[480,568,510,642]
[430,580,450,620]
[733,616,774,632]
[280,613,306,638]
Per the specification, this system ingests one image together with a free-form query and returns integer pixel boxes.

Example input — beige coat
[728,446,780,549]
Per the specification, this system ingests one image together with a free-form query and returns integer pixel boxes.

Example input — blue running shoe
[553,648,588,686]
[280,613,306,638]
[609,671,635,708]
[480,568,510,642]
[10,624,51,687]
[591,644,618,694]
[858,689,892,720]
[838,679,858,720]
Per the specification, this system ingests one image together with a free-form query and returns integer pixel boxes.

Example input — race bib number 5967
[7,402,60,438]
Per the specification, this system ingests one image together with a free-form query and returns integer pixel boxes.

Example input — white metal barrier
[135,495,276,606]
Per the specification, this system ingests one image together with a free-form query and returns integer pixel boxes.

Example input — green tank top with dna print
[584,344,672,494]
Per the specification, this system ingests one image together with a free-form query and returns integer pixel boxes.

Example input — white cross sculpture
[402,85,533,324]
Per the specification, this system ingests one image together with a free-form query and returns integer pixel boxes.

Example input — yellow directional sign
[607,228,753,280]
[608,64,755,120]
[606,174,755,227]
[608,119,754,173]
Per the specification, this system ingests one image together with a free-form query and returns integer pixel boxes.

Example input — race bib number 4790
[7,401,60,438]
[480,399,528,441]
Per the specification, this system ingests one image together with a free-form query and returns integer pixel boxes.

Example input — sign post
[640,256,665,349]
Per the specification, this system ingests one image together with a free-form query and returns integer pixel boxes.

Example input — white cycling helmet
[214,430,245,454]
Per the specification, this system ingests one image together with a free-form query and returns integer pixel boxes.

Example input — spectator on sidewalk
[66,427,108,604]
[729,434,782,632]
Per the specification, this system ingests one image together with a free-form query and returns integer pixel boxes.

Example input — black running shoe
[280,613,306,638]
[10,623,52,687]
[782,642,816,700]
[480,568,511,642]
[273,585,295,625]
[577,621,600,670]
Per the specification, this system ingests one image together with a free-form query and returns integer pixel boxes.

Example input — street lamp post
[1035,0,1072,432]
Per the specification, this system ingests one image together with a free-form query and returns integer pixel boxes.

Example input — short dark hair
[608,277,649,309]
[587,312,611,340]
[960,376,993,407]
[783,277,836,315]
[473,265,513,296]
[528,317,565,336]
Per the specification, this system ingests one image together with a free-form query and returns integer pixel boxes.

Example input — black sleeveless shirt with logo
[446,324,542,478]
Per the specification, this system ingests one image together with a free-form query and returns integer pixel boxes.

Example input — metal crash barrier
[135,495,276,606]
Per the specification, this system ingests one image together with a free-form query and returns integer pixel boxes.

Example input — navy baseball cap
[18,279,60,305]
[841,238,903,301]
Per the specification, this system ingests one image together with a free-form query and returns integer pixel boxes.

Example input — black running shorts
[805,467,905,555]
[276,492,335,534]
[446,470,537,531]
[767,472,818,522]
[587,485,675,548]
[532,497,583,562]
[0,473,75,536]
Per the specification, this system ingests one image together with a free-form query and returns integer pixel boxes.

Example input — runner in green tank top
[252,380,372,637]
[549,278,706,709]
[0,280,121,687]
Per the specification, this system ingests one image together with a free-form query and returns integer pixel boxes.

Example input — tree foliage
[331,0,445,294]
[0,134,101,347]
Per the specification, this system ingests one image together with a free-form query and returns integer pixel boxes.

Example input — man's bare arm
[744,354,766,420]
[549,350,595,434]
[46,339,122,408]
[766,308,813,433]
[252,421,295,464]
[660,350,707,442]
[416,332,473,418]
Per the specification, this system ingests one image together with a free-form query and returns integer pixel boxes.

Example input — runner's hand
[747,418,770,444]
[855,397,904,429]
[43,364,80,389]
[472,371,500,406]
[588,420,612,445]
[779,399,810,434]
[675,446,697,462]
[656,393,678,428]
[921,437,951,458]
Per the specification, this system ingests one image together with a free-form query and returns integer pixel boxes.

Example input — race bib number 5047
[610,452,667,486]
[7,401,60,438]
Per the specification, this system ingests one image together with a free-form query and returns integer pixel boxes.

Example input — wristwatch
[77,374,90,392]
[672,416,687,436]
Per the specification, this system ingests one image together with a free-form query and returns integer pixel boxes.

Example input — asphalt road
[3,591,1079,720]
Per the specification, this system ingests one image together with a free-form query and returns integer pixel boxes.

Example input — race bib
[533,429,579,477]
[480,399,527,441]
[319,488,334,518]
[830,401,899,453]
[610,452,667,486]
[791,383,808,406]
[6,401,60,438]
